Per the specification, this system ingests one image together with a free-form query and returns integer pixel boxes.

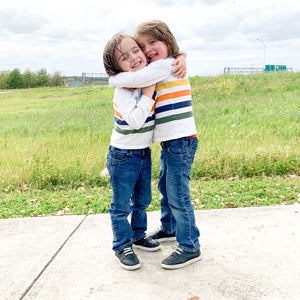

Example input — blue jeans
[158,137,200,252]
[107,146,152,253]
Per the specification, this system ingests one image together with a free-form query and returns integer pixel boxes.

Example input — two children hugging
[103,20,200,271]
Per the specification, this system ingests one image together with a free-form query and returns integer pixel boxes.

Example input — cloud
[0,0,299,76]
[0,9,45,34]
[150,0,197,6]
[200,0,224,5]
[240,10,300,41]
[150,0,177,6]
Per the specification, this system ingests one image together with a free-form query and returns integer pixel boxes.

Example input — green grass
[0,72,299,218]
[189,72,300,179]
[1,176,298,218]
[0,86,113,189]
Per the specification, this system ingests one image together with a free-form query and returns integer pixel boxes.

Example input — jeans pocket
[112,152,128,162]
[108,146,129,162]
[168,144,183,157]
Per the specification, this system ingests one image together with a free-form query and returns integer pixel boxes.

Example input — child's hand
[122,87,135,92]
[142,84,156,99]
[172,55,187,78]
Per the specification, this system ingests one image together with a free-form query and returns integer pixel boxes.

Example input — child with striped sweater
[109,20,201,270]
[103,31,186,270]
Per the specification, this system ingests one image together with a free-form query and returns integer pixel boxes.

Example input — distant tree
[7,69,24,89]
[2,68,71,89]
[36,69,50,87]
[50,71,64,86]
[0,71,9,89]
[23,69,37,88]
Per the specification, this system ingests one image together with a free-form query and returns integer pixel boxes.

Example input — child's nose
[144,45,150,54]
[129,54,136,61]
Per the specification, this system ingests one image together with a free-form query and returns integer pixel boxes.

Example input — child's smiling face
[115,37,147,72]
[136,34,169,63]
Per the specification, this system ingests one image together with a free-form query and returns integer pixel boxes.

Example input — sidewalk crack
[19,215,87,299]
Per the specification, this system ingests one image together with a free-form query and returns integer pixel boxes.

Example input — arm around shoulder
[109,58,174,88]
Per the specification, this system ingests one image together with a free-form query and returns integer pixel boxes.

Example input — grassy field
[0,72,299,218]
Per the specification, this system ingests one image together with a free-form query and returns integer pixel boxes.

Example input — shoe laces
[151,227,161,235]
[123,246,134,256]
[174,248,184,255]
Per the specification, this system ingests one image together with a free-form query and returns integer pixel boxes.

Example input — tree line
[0,68,64,89]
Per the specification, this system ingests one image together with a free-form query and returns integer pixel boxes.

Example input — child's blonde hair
[134,20,180,58]
[103,32,133,76]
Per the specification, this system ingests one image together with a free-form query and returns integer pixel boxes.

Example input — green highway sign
[265,65,287,72]
[276,65,287,71]
[265,65,275,72]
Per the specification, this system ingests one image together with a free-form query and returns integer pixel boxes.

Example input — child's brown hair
[103,32,132,76]
[134,20,180,58]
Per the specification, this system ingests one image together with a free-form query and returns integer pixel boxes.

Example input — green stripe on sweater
[155,111,194,125]
[113,123,155,135]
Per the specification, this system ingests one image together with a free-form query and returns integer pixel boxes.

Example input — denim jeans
[107,146,152,253]
[158,136,200,252]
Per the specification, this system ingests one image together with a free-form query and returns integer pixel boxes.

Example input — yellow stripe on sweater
[156,79,189,92]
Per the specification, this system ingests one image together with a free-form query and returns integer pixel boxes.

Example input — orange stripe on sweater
[114,109,123,119]
[156,89,191,103]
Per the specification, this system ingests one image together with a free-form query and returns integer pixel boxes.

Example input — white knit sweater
[109,59,173,149]
[109,58,197,143]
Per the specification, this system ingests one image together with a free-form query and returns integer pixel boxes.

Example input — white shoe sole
[133,244,161,252]
[155,236,176,243]
[161,255,201,270]
[115,256,141,271]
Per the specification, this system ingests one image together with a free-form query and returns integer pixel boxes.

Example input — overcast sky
[1,0,299,76]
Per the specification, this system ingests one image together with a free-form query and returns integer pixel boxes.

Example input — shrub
[50,71,65,86]
[0,71,9,89]
[6,69,24,89]
[36,69,50,87]
[23,69,38,88]
[0,68,65,89]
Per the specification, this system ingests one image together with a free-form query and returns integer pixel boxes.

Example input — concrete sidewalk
[1,205,299,300]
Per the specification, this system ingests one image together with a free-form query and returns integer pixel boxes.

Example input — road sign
[265,65,287,72]
[265,65,275,72]
[276,65,287,71]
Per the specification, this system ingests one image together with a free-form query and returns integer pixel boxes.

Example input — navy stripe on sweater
[155,100,192,114]
[114,114,155,126]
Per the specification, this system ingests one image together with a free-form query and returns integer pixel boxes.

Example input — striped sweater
[153,75,197,142]
[110,87,155,149]
[109,58,197,143]
[108,59,173,149]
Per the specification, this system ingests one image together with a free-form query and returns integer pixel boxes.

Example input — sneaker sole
[133,244,161,252]
[115,256,141,271]
[154,236,176,243]
[161,255,201,270]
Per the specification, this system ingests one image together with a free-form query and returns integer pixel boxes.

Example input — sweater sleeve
[109,58,174,88]
[113,88,155,130]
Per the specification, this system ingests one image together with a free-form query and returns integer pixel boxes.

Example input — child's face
[136,34,168,63]
[115,37,147,72]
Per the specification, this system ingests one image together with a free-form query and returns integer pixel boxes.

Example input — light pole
[256,38,272,68]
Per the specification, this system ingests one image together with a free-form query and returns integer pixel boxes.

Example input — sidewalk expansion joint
[19,215,88,300]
